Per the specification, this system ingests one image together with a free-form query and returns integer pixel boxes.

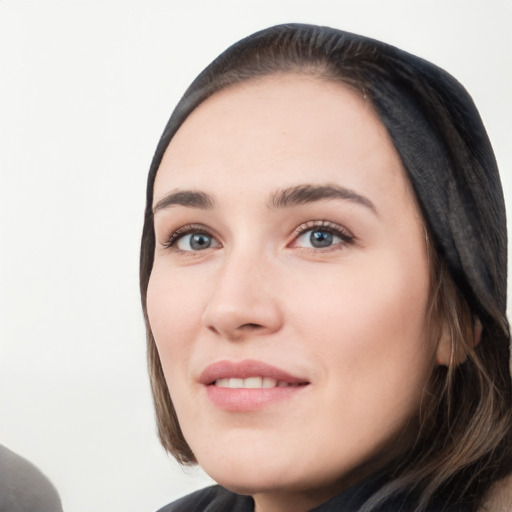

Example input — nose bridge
[202,244,282,339]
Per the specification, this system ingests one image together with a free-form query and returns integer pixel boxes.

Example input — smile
[200,360,310,411]
[214,377,303,389]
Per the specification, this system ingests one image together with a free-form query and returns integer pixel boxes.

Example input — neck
[251,436,412,512]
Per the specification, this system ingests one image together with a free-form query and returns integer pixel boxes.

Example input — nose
[201,250,283,341]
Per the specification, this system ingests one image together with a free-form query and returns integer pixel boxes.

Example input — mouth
[213,376,304,389]
[199,359,310,411]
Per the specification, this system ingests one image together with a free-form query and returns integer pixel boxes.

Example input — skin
[147,74,450,512]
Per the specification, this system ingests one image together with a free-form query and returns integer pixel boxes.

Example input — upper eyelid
[292,220,353,237]
[159,219,354,250]
[162,223,219,248]
[289,220,355,249]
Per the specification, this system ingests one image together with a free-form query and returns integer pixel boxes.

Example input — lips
[199,359,308,386]
[214,376,295,389]
[199,359,310,411]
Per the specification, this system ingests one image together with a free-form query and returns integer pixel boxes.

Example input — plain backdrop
[0,1,511,511]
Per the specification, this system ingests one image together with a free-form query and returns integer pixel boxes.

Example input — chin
[209,469,312,498]
[196,448,307,495]
[196,445,344,499]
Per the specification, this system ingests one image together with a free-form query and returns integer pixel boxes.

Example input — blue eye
[309,230,334,248]
[164,223,221,252]
[293,223,353,250]
[296,229,339,249]
[176,232,218,251]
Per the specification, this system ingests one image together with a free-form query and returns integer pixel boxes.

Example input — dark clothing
[157,474,466,512]
[158,485,253,512]
[0,445,63,512]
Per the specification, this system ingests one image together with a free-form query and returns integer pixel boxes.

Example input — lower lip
[205,384,308,412]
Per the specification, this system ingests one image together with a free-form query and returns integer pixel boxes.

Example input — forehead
[154,73,413,205]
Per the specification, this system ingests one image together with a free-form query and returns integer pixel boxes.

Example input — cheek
[146,264,204,376]
[288,249,434,409]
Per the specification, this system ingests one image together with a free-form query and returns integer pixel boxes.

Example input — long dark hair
[140,24,511,511]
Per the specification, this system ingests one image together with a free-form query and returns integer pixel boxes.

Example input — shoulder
[479,473,512,512]
[157,485,254,512]
[0,445,63,512]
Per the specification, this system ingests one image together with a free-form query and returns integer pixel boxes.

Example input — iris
[189,233,212,250]
[310,230,333,248]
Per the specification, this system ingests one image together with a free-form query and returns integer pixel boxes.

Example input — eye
[177,233,218,251]
[164,225,221,252]
[292,222,354,250]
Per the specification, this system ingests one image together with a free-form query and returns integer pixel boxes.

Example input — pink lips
[199,359,309,412]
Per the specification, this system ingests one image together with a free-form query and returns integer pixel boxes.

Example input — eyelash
[292,220,355,249]
[162,220,355,252]
[162,224,215,250]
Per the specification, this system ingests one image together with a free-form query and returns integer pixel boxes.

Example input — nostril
[206,321,266,339]
[241,323,264,331]
[208,325,221,335]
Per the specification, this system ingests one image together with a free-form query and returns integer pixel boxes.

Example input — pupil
[190,233,211,250]
[310,230,332,248]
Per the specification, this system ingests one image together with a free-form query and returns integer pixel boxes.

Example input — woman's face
[147,74,446,509]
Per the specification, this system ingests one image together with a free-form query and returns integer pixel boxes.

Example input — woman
[140,24,512,512]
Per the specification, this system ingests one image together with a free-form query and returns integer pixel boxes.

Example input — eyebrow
[152,190,215,214]
[268,184,377,214]
[152,183,377,215]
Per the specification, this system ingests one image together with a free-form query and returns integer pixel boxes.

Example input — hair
[140,24,511,511]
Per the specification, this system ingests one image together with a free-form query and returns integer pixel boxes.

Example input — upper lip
[199,359,309,386]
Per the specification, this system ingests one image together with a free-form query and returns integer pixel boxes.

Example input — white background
[0,1,510,511]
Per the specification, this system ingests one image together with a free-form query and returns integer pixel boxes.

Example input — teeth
[230,378,244,388]
[263,377,277,388]
[214,377,291,389]
[245,377,263,388]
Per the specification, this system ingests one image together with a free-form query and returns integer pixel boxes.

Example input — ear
[435,317,482,367]
[435,321,457,367]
